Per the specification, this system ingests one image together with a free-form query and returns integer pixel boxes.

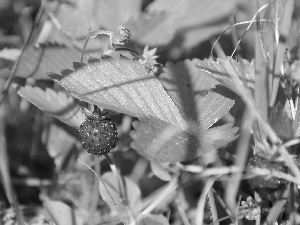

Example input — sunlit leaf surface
[50,55,186,128]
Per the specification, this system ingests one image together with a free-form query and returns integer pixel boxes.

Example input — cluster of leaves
[1,0,300,225]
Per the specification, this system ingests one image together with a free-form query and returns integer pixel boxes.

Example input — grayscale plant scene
[0,0,300,224]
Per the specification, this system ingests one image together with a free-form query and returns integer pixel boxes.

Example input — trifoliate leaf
[192,57,255,99]
[17,86,85,128]
[15,43,81,80]
[99,172,142,223]
[130,116,238,163]
[159,60,235,131]
[49,55,186,128]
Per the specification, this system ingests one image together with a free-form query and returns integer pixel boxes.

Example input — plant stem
[104,154,127,204]
[0,0,46,106]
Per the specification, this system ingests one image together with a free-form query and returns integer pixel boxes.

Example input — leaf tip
[61,68,74,77]
[48,72,62,81]
[100,54,113,61]
[73,61,86,70]
[87,56,101,63]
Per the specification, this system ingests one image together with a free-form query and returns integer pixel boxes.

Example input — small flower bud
[111,26,130,45]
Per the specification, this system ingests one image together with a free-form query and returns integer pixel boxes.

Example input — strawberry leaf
[15,43,81,80]
[130,116,238,163]
[159,60,235,131]
[17,86,85,128]
[49,55,186,128]
[192,57,255,99]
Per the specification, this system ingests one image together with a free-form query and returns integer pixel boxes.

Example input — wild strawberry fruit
[246,155,286,189]
[79,118,118,155]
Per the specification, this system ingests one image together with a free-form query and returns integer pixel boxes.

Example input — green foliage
[1,0,300,225]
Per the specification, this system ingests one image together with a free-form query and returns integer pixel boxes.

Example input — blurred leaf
[130,116,238,163]
[193,57,255,98]
[159,60,235,131]
[45,0,142,50]
[46,124,80,170]
[43,200,84,225]
[46,0,239,51]
[47,0,99,38]
[257,2,278,63]
[14,43,81,80]
[0,49,18,78]
[95,0,143,29]
[99,172,142,222]
[126,0,239,48]
[138,214,170,225]
[0,48,20,61]
[291,60,300,82]
[125,13,174,46]
[150,161,172,181]
[17,86,85,128]
[269,102,294,140]
[288,20,300,59]
[50,55,186,128]
[49,0,141,37]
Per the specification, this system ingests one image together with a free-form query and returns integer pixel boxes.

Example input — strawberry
[79,117,118,155]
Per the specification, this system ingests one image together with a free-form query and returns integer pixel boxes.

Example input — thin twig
[230,4,269,58]
[104,154,127,203]
[175,191,191,225]
[195,177,219,225]
[0,0,46,106]
[77,158,122,220]
[208,190,219,225]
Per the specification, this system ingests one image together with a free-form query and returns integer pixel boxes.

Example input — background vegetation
[0,0,300,224]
